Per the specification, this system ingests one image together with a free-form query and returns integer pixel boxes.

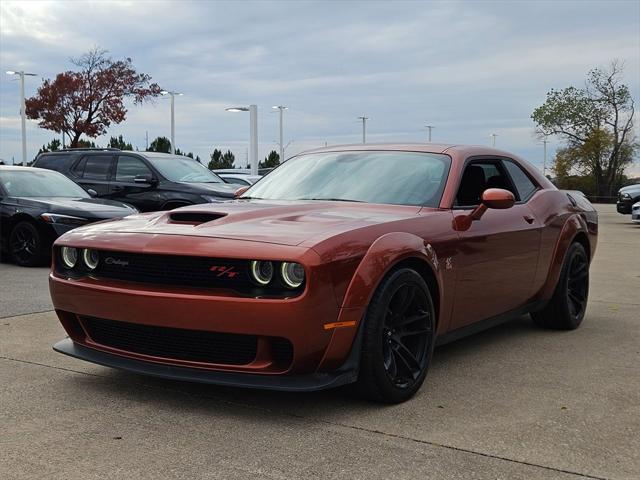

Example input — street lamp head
[160,90,169,95]
[6,70,16,75]
[226,107,249,112]
[272,105,288,110]
[160,90,183,96]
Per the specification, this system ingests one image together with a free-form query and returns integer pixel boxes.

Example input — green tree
[147,136,171,153]
[108,135,133,150]
[76,139,98,148]
[259,150,280,168]
[532,60,636,197]
[37,139,62,154]
[208,148,235,169]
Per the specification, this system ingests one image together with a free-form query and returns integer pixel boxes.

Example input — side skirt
[435,300,546,347]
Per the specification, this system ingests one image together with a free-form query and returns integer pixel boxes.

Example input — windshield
[244,151,451,207]
[147,156,223,183]
[0,169,90,198]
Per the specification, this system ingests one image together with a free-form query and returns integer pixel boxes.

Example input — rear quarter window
[504,160,539,201]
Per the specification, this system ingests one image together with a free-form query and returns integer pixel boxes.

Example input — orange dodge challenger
[50,144,597,403]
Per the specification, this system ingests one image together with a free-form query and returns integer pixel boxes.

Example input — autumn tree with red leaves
[25,48,161,147]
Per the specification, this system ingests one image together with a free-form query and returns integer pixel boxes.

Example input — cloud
[0,0,638,173]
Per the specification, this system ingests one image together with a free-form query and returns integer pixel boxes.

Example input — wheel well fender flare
[540,214,590,300]
[340,231,442,310]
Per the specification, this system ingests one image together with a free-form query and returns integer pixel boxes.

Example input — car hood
[14,197,136,218]
[619,184,640,194]
[71,200,424,246]
[175,182,239,198]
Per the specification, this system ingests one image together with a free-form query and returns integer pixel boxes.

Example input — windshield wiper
[300,197,365,202]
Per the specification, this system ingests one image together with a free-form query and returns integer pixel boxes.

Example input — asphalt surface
[1,204,638,480]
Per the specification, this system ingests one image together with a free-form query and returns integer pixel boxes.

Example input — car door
[450,158,542,329]
[109,155,160,212]
[70,154,114,197]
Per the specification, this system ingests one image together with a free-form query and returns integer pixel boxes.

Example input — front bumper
[617,200,632,214]
[54,338,359,391]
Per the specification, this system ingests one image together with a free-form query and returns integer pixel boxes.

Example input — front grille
[81,316,258,365]
[95,251,252,290]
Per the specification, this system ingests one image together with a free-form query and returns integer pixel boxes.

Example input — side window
[115,156,152,182]
[455,161,516,207]
[83,156,112,180]
[503,160,538,201]
[71,157,88,177]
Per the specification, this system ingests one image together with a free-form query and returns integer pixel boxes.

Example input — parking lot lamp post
[161,90,183,154]
[490,133,498,147]
[425,125,434,142]
[6,70,38,166]
[226,105,259,175]
[542,137,548,177]
[357,116,369,144]
[272,106,287,162]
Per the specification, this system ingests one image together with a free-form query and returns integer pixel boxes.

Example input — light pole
[542,137,548,177]
[160,90,183,154]
[357,116,369,144]
[490,133,498,147]
[425,125,434,142]
[272,106,287,162]
[6,70,38,165]
[226,105,259,175]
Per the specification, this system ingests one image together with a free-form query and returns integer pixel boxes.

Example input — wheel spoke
[400,327,431,338]
[394,311,429,327]
[391,338,421,378]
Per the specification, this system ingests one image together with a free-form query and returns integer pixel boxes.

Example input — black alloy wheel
[532,242,589,330]
[356,268,436,403]
[382,283,432,389]
[9,221,45,267]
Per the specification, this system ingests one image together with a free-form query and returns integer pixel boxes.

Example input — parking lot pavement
[1,204,638,480]
[0,262,51,318]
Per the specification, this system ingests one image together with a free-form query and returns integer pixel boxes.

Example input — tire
[9,220,46,267]
[532,242,589,330]
[355,268,436,403]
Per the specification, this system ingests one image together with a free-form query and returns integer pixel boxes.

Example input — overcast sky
[1,0,639,174]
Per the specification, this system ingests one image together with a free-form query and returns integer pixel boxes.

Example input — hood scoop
[168,211,227,225]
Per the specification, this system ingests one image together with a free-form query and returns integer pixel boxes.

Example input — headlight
[40,213,89,226]
[201,195,222,203]
[60,247,78,268]
[82,249,99,270]
[621,193,631,199]
[250,260,274,285]
[280,262,305,289]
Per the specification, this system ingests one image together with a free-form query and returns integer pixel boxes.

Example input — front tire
[356,268,435,403]
[9,220,46,267]
[532,242,589,330]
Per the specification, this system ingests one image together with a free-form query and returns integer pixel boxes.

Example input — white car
[632,201,640,224]
[218,173,262,186]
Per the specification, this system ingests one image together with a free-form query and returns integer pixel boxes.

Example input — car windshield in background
[0,169,89,198]
[243,151,451,207]
[147,156,223,183]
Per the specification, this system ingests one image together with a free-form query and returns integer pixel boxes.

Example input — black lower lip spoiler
[53,338,358,392]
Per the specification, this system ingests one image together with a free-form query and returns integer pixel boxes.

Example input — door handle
[523,215,535,224]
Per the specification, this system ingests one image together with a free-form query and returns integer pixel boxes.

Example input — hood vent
[168,212,227,225]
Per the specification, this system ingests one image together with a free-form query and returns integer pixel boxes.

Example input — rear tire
[355,268,435,403]
[9,220,46,267]
[532,242,589,330]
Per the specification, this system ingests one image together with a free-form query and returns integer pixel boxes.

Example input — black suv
[616,184,640,214]
[33,149,239,212]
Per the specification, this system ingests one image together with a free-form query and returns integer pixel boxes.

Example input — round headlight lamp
[82,249,99,270]
[250,260,274,285]
[60,247,78,268]
[280,262,305,289]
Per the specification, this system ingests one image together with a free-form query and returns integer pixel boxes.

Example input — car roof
[296,142,519,158]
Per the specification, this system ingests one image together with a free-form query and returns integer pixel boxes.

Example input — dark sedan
[0,166,137,266]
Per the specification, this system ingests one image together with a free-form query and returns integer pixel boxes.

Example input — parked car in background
[616,184,640,214]
[217,173,262,186]
[33,149,239,212]
[632,201,640,224]
[49,144,597,403]
[0,166,136,266]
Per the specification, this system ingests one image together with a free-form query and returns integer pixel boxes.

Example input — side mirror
[481,188,515,210]
[134,174,156,185]
[235,186,250,198]
[87,188,98,197]
[454,188,515,231]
